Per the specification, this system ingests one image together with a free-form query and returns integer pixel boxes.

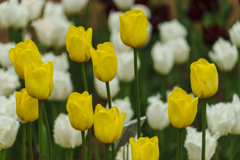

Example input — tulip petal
[112,109,126,142]
[120,14,132,47]
[94,104,108,114]
[190,65,204,98]
[139,142,159,160]
[168,98,185,128]
[168,88,186,103]
[130,137,140,160]
[183,97,198,128]
[21,93,38,122]
[149,136,159,147]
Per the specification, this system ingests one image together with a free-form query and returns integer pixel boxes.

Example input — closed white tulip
[94,76,120,99]
[22,0,45,21]
[229,94,240,134]
[229,21,240,47]
[184,126,219,160]
[146,93,170,130]
[43,1,66,20]
[209,38,238,71]
[0,67,20,96]
[53,113,87,148]
[0,42,15,68]
[151,41,175,75]
[62,0,89,15]
[0,115,20,149]
[108,11,124,33]
[158,19,187,43]
[113,0,134,10]
[110,31,131,53]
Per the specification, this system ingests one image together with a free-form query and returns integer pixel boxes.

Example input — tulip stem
[81,131,87,160]
[80,62,91,160]
[112,143,115,160]
[1,150,3,160]
[38,100,43,160]
[22,123,26,160]
[42,104,52,160]
[133,48,141,138]
[215,141,219,160]
[70,148,74,160]
[229,135,235,160]
[178,128,182,160]
[28,123,34,160]
[202,98,207,160]
[105,144,109,160]
[225,72,230,102]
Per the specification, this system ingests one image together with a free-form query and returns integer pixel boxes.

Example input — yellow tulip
[8,39,41,79]
[190,58,218,98]
[119,9,149,48]
[66,91,93,131]
[94,104,126,143]
[65,26,93,62]
[129,136,159,160]
[24,60,54,100]
[168,88,198,129]
[15,88,38,122]
[90,42,118,82]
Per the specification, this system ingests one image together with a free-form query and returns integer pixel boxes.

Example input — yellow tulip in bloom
[15,88,38,122]
[66,91,93,131]
[65,26,93,62]
[94,104,126,143]
[168,88,198,129]
[129,136,159,160]
[8,39,41,79]
[24,60,54,100]
[119,9,149,48]
[190,58,218,98]
[90,42,118,82]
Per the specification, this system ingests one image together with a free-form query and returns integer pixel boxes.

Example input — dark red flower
[135,0,149,6]
[187,3,204,21]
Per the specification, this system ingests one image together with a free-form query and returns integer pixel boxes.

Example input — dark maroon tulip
[187,3,204,21]
[202,24,229,46]
[135,0,149,6]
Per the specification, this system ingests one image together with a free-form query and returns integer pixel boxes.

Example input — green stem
[202,98,207,160]
[229,135,235,160]
[22,124,26,160]
[216,140,219,160]
[28,123,34,160]
[38,100,43,160]
[105,144,109,160]
[238,48,240,96]
[81,131,86,160]
[70,148,74,160]
[133,48,141,138]
[225,72,230,102]
[42,104,52,160]
[112,143,115,160]
[1,150,3,160]
[178,129,182,160]
[80,62,91,160]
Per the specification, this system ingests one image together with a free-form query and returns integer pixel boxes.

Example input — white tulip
[113,0,134,10]
[184,126,219,160]
[21,0,45,21]
[209,38,238,72]
[158,19,187,42]
[151,41,174,75]
[146,93,170,130]
[230,94,240,134]
[43,1,66,20]
[0,115,20,149]
[48,70,73,101]
[110,31,132,53]
[94,76,120,99]
[0,42,15,68]
[53,113,87,148]
[41,52,69,71]
[130,4,151,19]
[207,101,237,136]
[106,97,134,124]
[108,11,124,33]
[229,21,240,47]
[117,50,140,83]
[0,67,20,96]
[166,38,190,64]
[62,0,89,15]
[0,92,18,120]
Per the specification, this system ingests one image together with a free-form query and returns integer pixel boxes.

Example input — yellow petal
[94,104,107,114]
[129,137,140,160]
[168,88,186,103]
[139,141,159,160]
[149,136,159,147]
[112,109,126,142]
[190,65,203,98]
[120,14,132,47]
[168,98,185,128]
[183,97,198,128]
[21,91,38,122]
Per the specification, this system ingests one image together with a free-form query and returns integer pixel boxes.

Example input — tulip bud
[190,58,218,98]
[66,26,93,62]
[24,60,54,100]
[8,39,41,79]
[90,42,118,82]
[168,88,198,129]
[15,88,38,122]
[66,91,93,131]
[229,21,240,47]
[94,104,126,143]
[113,0,134,10]
[129,136,159,160]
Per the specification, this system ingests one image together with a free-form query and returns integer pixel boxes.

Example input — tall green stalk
[81,131,87,160]
[28,123,33,160]
[38,100,43,160]
[80,62,91,160]
[202,98,207,160]
[229,135,235,160]
[225,72,230,102]
[42,105,52,160]
[105,144,109,160]
[22,124,26,160]
[178,129,182,160]
[70,149,74,160]
[133,48,141,138]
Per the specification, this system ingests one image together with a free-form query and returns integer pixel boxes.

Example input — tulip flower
[66,91,93,131]
[65,26,92,63]
[24,60,54,100]
[15,88,38,122]
[94,104,126,143]
[8,39,41,79]
[190,58,218,98]
[119,9,149,48]
[90,42,118,82]
[129,136,159,160]
[168,87,198,129]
